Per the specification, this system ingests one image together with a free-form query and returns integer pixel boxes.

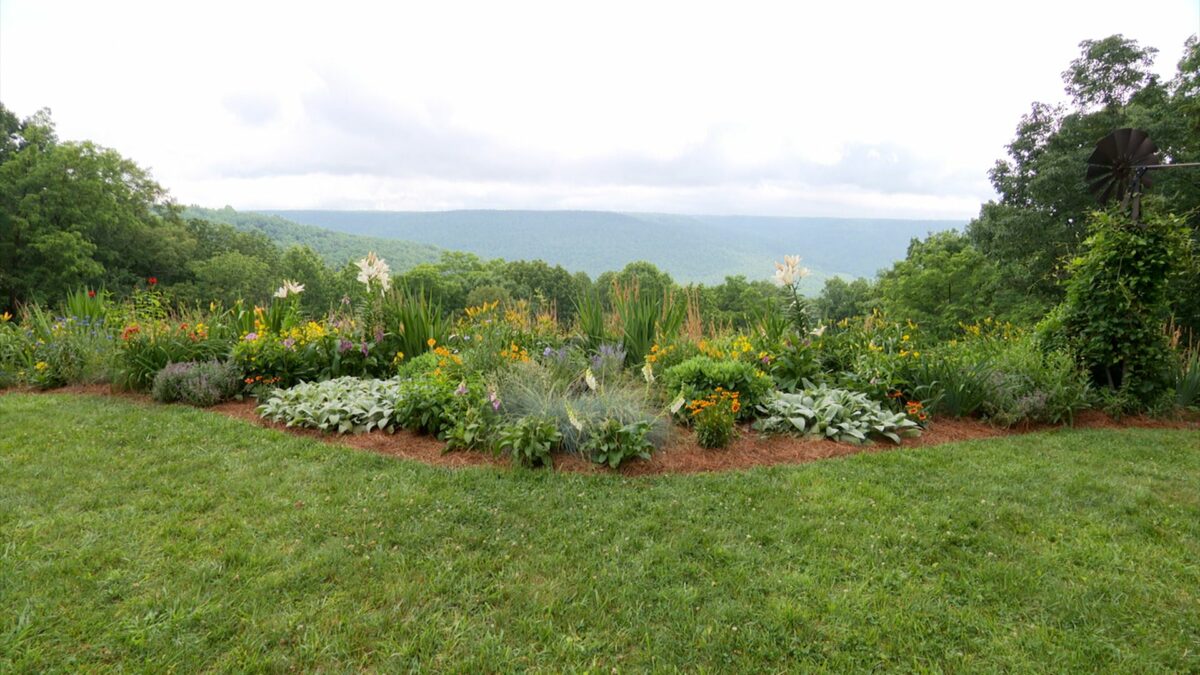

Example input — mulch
[7,385,1198,476]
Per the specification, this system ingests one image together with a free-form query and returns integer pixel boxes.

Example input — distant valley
[193,207,964,291]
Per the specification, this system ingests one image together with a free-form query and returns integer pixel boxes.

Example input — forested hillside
[263,209,959,288]
[183,206,443,270]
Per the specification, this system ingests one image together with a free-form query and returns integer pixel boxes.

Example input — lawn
[1,393,1198,672]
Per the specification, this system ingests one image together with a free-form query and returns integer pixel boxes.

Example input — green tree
[0,107,186,308]
[188,251,276,308]
[813,277,877,322]
[966,35,1200,329]
[877,231,1010,338]
[281,245,336,314]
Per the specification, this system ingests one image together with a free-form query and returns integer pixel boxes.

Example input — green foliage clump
[610,280,686,365]
[496,415,561,468]
[753,384,921,444]
[378,286,450,365]
[579,418,655,468]
[904,331,1090,426]
[1172,349,1200,409]
[1059,210,1188,409]
[258,377,404,434]
[662,356,772,418]
[151,360,241,407]
[393,373,461,437]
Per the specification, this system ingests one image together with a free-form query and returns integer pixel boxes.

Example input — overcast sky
[2,0,1197,219]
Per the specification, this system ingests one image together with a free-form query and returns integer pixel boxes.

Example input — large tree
[0,105,190,308]
[966,35,1200,329]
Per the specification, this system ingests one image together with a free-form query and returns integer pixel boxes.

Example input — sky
[1,0,1197,219]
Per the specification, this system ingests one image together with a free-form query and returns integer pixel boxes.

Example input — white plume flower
[641,362,655,384]
[274,279,305,298]
[669,395,686,415]
[355,252,391,291]
[584,368,598,391]
[773,255,810,287]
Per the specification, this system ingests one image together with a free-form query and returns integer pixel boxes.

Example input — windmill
[1086,128,1200,222]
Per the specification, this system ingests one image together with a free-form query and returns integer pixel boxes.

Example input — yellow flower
[0,311,11,322]
[427,338,437,348]
[35,361,48,371]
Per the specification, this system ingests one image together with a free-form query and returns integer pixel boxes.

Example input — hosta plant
[753,383,921,445]
[258,377,404,434]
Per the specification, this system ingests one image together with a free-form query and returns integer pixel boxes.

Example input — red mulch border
[6,385,1198,475]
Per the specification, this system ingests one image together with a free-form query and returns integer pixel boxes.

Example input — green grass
[1,394,1198,672]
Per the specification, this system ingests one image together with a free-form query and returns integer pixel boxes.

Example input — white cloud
[1,0,1196,218]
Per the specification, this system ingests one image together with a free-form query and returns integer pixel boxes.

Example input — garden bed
[15,385,1197,475]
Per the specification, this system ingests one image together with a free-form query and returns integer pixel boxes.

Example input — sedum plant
[754,383,921,445]
[258,377,404,434]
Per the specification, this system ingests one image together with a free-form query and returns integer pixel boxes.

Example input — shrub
[496,415,561,468]
[258,377,404,433]
[662,356,773,418]
[151,361,242,407]
[689,388,739,449]
[904,332,1090,426]
[753,384,921,444]
[978,339,1090,426]
[1060,209,1189,407]
[21,307,120,388]
[0,317,29,388]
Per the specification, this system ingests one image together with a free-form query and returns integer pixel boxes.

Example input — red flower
[148,276,158,286]
[87,289,96,298]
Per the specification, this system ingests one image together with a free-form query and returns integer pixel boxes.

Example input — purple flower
[374,327,385,342]
[489,391,501,411]
[360,342,369,356]
[282,337,296,349]
[543,347,554,358]
[244,332,258,342]
[338,338,353,353]
[455,381,469,396]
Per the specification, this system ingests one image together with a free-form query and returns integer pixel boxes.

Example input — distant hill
[183,206,444,271]
[263,209,963,290]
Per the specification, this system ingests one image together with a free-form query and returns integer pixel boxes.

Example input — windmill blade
[1085,128,1159,204]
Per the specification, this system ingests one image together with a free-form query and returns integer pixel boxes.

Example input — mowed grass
[1,394,1198,672]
